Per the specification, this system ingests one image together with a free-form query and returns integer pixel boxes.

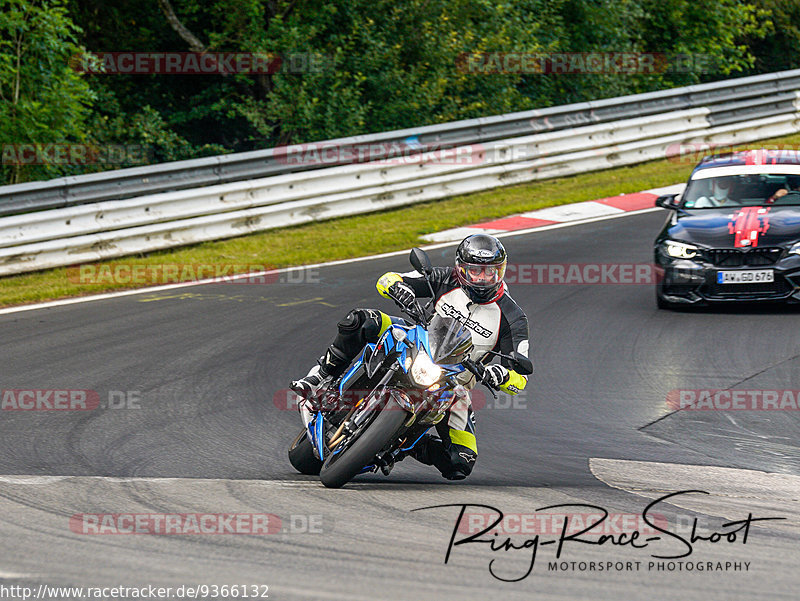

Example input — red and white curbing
[422,184,686,242]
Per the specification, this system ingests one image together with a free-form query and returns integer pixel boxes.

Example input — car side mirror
[509,351,533,376]
[410,247,434,276]
[655,194,680,210]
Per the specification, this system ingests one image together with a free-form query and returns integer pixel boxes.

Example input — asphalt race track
[1,209,798,600]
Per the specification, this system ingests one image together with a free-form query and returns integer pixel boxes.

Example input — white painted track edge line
[0,206,662,317]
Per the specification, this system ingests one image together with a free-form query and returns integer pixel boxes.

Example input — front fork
[306,364,400,462]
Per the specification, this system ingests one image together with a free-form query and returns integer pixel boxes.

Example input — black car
[654,149,800,309]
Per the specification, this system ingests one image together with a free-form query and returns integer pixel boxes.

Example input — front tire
[319,406,408,488]
[288,429,323,475]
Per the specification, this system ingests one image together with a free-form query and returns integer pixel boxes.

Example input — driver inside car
[691,176,740,208]
[290,234,531,480]
[767,175,800,203]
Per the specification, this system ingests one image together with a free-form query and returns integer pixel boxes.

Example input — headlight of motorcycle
[410,351,444,387]
[663,240,699,259]
[788,242,800,256]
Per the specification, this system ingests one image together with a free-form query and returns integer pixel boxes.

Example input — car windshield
[427,314,473,365]
[682,173,800,208]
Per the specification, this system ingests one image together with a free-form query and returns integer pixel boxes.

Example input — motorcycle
[287,247,533,488]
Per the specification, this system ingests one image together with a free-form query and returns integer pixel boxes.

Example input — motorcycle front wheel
[319,405,408,488]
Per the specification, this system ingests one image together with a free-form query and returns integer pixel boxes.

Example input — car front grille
[702,247,784,267]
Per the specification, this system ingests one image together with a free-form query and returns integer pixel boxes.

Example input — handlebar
[386,289,427,325]
[462,358,499,398]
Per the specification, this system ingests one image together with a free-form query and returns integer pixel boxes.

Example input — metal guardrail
[2,69,800,217]
[2,110,799,275]
[1,70,800,276]
[0,109,710,249]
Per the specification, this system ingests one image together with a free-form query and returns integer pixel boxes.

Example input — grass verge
[2,133,800,307]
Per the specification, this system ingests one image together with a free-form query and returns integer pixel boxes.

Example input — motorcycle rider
[290,234,531,480]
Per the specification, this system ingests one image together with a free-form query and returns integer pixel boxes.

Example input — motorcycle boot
[290,346,349,406]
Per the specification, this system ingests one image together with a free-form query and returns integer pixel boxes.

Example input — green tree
[742,0,798,73]
[241,0,555,143]
[519,0,770,107]
[2,0,781,184]
[0,0,95,184]
[636,0,770,82]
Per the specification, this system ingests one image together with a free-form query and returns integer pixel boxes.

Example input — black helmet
[455,234,507,303]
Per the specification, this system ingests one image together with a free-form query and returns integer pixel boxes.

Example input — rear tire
[319,406,408,489]
[288,429,323,475]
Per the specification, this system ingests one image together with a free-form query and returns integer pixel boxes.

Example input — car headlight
[410,351,444,387]
[788,242,800,256]
[663,240,699,259]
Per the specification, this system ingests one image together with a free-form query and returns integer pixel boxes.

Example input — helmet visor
[456,261,506,288]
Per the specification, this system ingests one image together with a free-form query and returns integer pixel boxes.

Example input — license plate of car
[717,270,774,284]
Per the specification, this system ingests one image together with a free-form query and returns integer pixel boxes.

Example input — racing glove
[500,370,527,394]
[377,272,402,297]
[483,364,509,388]
[377,271,416,306]
[388,281,415,308]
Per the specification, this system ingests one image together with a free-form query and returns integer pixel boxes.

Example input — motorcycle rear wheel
[288,429,323,475]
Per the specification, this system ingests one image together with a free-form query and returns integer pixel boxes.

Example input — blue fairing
[398,324,430,370]
[313,412,325,459]
[339,344,373,393]
[312,323,466,464]
[340,325,424,389]
[408,325,431,355]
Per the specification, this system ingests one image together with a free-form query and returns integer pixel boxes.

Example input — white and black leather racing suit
[314,265,531,480]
